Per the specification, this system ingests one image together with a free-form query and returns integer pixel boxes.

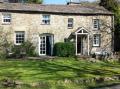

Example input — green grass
[0,57,120,89]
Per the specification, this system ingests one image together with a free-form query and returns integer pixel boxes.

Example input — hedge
[53,42,75,57]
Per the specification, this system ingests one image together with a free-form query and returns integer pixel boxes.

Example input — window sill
[93,45,100,47]
[41,23,50,25]
[93,28,100,31]
[14,43,22,46]
[2,23,11,25]
[68,27,73,29]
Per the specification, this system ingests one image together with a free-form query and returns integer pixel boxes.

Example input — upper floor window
[93,19,99,30]
[68,18,73,28]
[42,15,50,25]
[2,13,11,24]
[93,34,100,47]
[15,31,25,45]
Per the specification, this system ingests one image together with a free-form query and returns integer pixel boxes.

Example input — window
[2,13,11,24]
[15,31,25,45]
[42,15,50,25]
[93,34,100,47]
[93,19,99,29]
[68,18,73,28]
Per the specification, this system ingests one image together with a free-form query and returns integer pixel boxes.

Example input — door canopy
[75,27,88,34]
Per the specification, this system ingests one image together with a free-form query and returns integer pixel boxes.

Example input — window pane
[93,19,99,29]
[68,24,73,28]
[43,51,45,54]
[3,14,11,23]
[68,18,73,28]
[15,32,25,44]
[42,15,50,24]
[93,34,100,46]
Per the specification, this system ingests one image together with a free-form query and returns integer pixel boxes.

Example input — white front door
[39,36,46,55]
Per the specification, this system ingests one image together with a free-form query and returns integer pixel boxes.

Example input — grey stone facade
[0,3,114,56]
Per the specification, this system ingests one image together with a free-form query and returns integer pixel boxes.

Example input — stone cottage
[0,2,114,56]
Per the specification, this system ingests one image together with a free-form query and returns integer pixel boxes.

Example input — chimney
[67,0,81,5]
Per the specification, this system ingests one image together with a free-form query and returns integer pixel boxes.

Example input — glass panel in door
[40,36,46,55]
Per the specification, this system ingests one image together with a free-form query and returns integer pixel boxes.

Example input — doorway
[39,34,54,56]
[77,35,88,55]
[77,36,82,54]
[75,27,90,55]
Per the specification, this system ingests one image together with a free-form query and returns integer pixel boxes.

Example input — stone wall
[0,12,113,55]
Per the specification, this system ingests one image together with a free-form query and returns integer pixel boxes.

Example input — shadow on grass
[0,60,119,80]
[0,59,119,89]
[88,82,120,89]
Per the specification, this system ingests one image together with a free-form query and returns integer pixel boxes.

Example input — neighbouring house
[0,2,114,56]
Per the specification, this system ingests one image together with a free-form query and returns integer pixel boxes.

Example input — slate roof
[0,3,113,15]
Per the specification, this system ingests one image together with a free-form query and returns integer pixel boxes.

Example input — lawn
[0,57,120,89]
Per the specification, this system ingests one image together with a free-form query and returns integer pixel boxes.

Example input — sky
[43,0,96,4]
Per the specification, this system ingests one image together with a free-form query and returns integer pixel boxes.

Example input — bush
[53,42,75,57]
[21,41,36,56]
[10,41,36,58]
[0,50,7,59]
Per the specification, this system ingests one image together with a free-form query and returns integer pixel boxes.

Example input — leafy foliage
[53,42,75,57]
[99,0,119,25]
[26,0,43,4]
[11,41,36,58]
[99,0,119,12]
[0,27,13,58]
[21,41,36,56]
[99,0,120,51]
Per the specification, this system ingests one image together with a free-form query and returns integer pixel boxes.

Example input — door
[39,35,53,56]
[39,36,46,55]
[46,36,52,56]
[77,36,83,55]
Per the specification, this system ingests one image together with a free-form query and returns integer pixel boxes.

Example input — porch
[75,27,90,56]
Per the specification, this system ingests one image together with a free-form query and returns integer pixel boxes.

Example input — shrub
[10,41,36,58]
[0,50,7,59]
[53,42,75,57]
[21,41,36,56]
[91,53,96,58]
[11,45,22,58]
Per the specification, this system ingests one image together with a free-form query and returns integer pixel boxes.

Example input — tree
[26,0,43,4]
[99,0,119,11]
[99,0,120,52]
[0,27,13,58]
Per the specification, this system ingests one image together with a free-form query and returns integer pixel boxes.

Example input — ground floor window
[93,34,100,47]
[15,31,25,45]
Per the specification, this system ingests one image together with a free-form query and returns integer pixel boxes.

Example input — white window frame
[93,19,99,30]
[68,18,73,29]
[15,31,25,45]
[42,15,50,25]
[93,34,100,47]
[39,36,46,55]
[2,13,11,24]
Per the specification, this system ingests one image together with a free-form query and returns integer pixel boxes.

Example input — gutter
[0,9,114,16]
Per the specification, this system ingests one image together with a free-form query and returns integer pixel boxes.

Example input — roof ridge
[0,3,113,15]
